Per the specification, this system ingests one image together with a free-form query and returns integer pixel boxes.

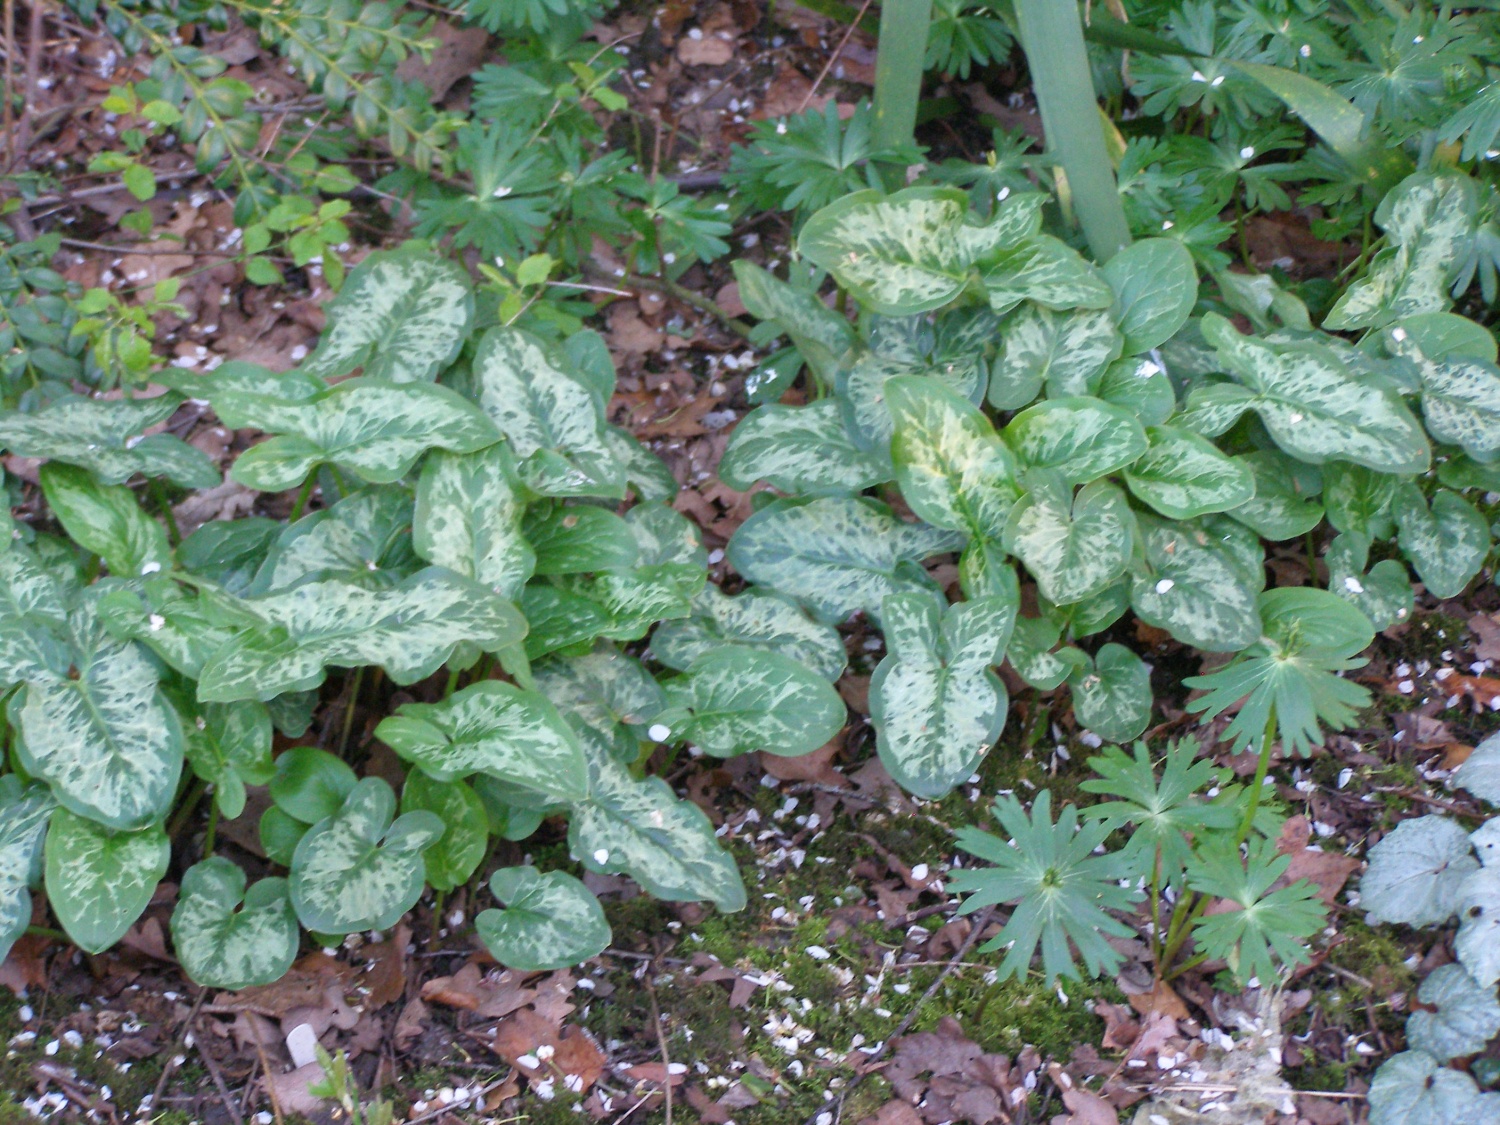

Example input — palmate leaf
[663,646,846,759]
[1186,836,1326,985]
[476,866,610,971]
[951,791,1141,983]
[196,567,526,703]
[0,780,54,965]
[0,393,218,488]
[171,857,299,990]
[1360,815,1479,927]
[651,586,847,683]
[1184,587,1374,757]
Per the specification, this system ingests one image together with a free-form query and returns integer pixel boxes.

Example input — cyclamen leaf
[1100,237,1198,354]
[663,647,845,758]
[731,261,856,386]
[0,782,53,965]
[1122,426,1254,520]
[650,586,847,682]
[477,866,611,971]
[376,680,589,802]
[1002,397,1149,483]
[1455,732,1500,807]
[1394,485,1490,599]
[1070,644,1152,744]
[171,857,299,990]
[1458,867,1500,987]
[288,778,443,934]
[0,394,218,488]
[39,463,170,579]
[1367,1050,1500,1125]
[299,249,474,383]
[719,400,888,497]
[991,304,1121,405]
[1003,479,1134,606]
[45,809,169,954]
[197,568,526,703]
[414,445,535,599]
[1360,815,1478,926]
[229,379,500,492]
[1130,516,1262,652]
[400,773,489,893]
[251,487,417,594]
[1406,964,1500,1063]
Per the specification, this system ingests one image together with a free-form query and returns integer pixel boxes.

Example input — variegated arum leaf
[1130,515,1262,653]
[604,425,679,502]
[887,374,1020,539]
[470,326,625,499]
[250,487,416,595]
[719,400,889,497]
[1360,815,1477,927]
[1121,426,1254,520]
[39,463,170,579]
[1388,331,1500,462]
[1185,587,1374,758]
[524,504,639,575]
[731,260,856,387]
[1069,643,1152,744]
[0,545,71,688]
[400,772,489,893]
[94,579,234,680]
[1042,581,1131,640]
[156,360,327,407]
[269,746,357,824]
[288,777,443,934]
[979,234,1114,315]
[1002,396,1149,483]
[727,496,965,625]
[519,585,615,661]
[1393,484,1490,599]
[376,680,589,801]
[650,586,847,682]
[197,567,526,702]
[1227,450,1325,541]
[476,866,611,971]
[1201,314,1430,474]
[45,809,170,954]
[0,393,219,488]
[1326,532,1413,632]
[1099,237,1198,355]
[298,249,474,383]
[414,444,535,600]
[1406,964,1500,1063]
[837,347,988,453]
[0,780,53,965]
[229,378,500,493]
[1323,462,1397,539]
[991,304,1121,406]
[869,591,1015,800]
[11,603,184,831]
[176,518,282,598]
[557,502,706,640]
[1003,478,1134,606]
[180,698,275,820]
[532,644,666,758]
[662,646,845,758]
[1093,355,1177,426]
[1005,616,1089,692]
[170,857,299,990]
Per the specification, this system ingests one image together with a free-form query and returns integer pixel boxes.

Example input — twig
[801,906,997,1125]
[643,972,673,1125]
[615,273,753,338]
[193,1016,246,1125]
[401,1078,514,1125]
[149,988,209,1114]
[247,1015,285,1125]
[797,0,876,113]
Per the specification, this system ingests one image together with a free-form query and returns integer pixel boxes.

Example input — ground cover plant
[1,0,1500,1121]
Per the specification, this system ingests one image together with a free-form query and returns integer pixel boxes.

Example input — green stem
[872,0,934,153]
[1148,845,1164,969]
[1235,705,1279,845]
[149,479,181,546]
[167,776,209,839]
[289,474,317,522]
[26,925,70,943]
[1012,0,1132,261]
[203,799,220,857]
[443,665,461,699]
[337,666,365,758]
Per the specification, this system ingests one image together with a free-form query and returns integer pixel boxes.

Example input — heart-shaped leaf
[1227,450,1325,540]
[376,680,589,801]
[414,445,534,600]
[731,261,856,387]
[1122,426,1254,520]
[1004,478,1134,606]
[869,592,1015,800]
[299,249,474,383]
[719,400,888,497]
[177,518,282,597]
[270,746,357,824]
[727,497,965,625]
[1069,643,1152,744]
[1386,332,1500,461]
[0,394,218,488]
[288,778,443,934]
[1100,238,1198,354]
[1005,616,1089,691]
[838,348,988,452]
[181,699,274,820]
[1367,1050,1500,1125]
[0,781,53,964]
[1130,516,1262,652]
[605,426,678,502]
[228,379,500,492]
[197,567,526,702]
[1407,964,1500,1063]
[1093,355,1177,425]
[651,587,847,682]
[1455,732,1500,806]
[1323,462,1397,538]
[1394,485,1490,599]
[662,647,845,758]
[533,645,666,757]
[0,547,73,688]
[1003,397,1149,483]
[40,463,170,579]
[400,772,489,893]
[1458,866,1500,987]
[979,235,1114,314]
[45,809,170,953]
[476,866,611,971]
[170,857,299,990]
[1360,815,1476,926]
[250,487,417,595]
[991,305,1121,405]
[518,585,614,660]
[524,505,640,575]
[556,503,705,641]
[1326,532,1413,632]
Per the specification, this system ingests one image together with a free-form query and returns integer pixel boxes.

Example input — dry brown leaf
[760,738,846,785]
[1055,1087,1119,1125]
[489,1008,605,1094]
[395,21,490,102]
[607,302,665,354]
[1274,816,1360,906]
[420,962,535,1019]
[860,1103,925,1125]
[262,1062,329,1117]
[677,32,735,66]
[1124,980,1191,1022]
[1469,612,1500,662]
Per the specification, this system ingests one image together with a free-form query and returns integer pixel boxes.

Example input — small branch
[149,988,210,1115]
[643,972,673,1125]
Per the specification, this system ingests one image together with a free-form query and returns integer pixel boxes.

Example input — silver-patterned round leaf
[1361,816,1478,926]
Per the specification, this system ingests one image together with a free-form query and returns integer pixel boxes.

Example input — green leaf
[0,782,53,964]
[1407,964,1500,1063]
[979,236,1113,315]
[414,445,534,600]
[1326,532,1413,632]
[838,348,987,453]
[1367,1050,1500,1125]
[1186,836,1326,984]
[1003,478,1133,606]
[171,857,299,989]
[400,773,489,893]
[663,647,845,758]
[1122,426,1253,520]
[869,592,1014,800]
[1359,815,1477,926]
[229,379,500,493]
[476,866,611,971]
[0,547,71,689]
[251,487,417,594]
[1322,462,1395,539]
[197,568,526,702]
[1384,330,1500,462]
[299,249,474,383]
[991,305,1121,406]
[376,680,589,802]
[1201,315,1430,474]
[270,746,356,824]
[1005,616,1088,691]
[157,361,326,414]
[604,426,679,502]
[0,394,218,488]
[727,496,964,625]
[1227,450,1325,541]
[719,401,888,497]
[533,644,665,756]
[1394,485,1490,599]
[731,261,856,387]
[1002,396,1149,483]
[1130,516,1262,653]
[1100,238,1197,354]
[1069,643,1151,744]
[1094,355,1177,426]
[45,809,169,954]
[177,517,282,598]
[524,505,640,575]
[470,326,624,499]
[288,778,443,934]
[650,587,847,682]
[1458,867,1500,987]
[1455,732,1500,807]
[950,791,1141,983]
[39,463,170,579]
[182,699,274,820]
[518,585,614,661]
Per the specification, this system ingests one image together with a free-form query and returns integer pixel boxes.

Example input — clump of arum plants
[0,246,859,987]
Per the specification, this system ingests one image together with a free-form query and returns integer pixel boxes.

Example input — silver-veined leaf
[1002,396,1149,482]
[39,463,170,579]
[650,586,847,681]
[1407,964,1500,1063]
[170,857,299,990]
[837,348,987,452]
[1099,237,1197,354]
[476,866,610,971]
[1326,532,1413,632]
[0,547,70,689]
[992,304,1121,405]
[44,809,169,954]
[663,646,845,758]
[1360,815,1477,926]
[181,699,274,820]
[1003,478,1133,606]
[1227,450,1325,540]
[731,261,856,386]
[1005,615,1088,691]
[1130,515,1262,652]
[1367,1050,1500,1125]
[532,644,666,758]
[604,426,678,502]
[251,486,417,594]
[979,235,1113,314]
[719,400,887,497]
[1394,485,1490,599]
[1389,333,1500,461]
[1069,643,1152,744]
[0,394,218,488]
[414,444,535,599]
[1122,426,1254,520]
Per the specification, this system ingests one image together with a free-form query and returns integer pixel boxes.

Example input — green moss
[1292,1057,1349,1092]
[1397,611,1470,663]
